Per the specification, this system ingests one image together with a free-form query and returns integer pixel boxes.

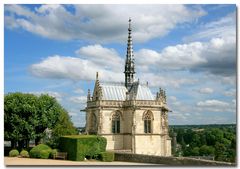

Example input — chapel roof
[129,82,155,100]
[100,82,127,100]
[99,81,155,101]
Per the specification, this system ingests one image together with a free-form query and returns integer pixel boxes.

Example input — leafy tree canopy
[4,92,77,148]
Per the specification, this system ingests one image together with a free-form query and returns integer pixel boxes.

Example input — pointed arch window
[112,112,120,133]
[143,111,153,133]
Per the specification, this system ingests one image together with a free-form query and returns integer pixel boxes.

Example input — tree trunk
[18,140,24,149]
[25,140,29,148]
[11,140,16,148]
[35,137,41,145]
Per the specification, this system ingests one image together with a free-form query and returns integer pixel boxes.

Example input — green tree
[4,93,38,148]
[212,128,224,141]
[199,145,215,156]
[4,92,77,149]
[183,129,193,144]
[199,133,207,145]
[191,134,201,147]
[171,125,236,162]
[231,137,236,149]
[206,131,216,145]
[34,94,64,145]
[46,108,78,148]
[214,142,226,161]
[191,147,200,156]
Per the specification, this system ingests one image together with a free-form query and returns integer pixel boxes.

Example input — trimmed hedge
[29,144,52,159]
[9,149,19,157]
[99,152,115,162]
[50,149,58,159]
[59,135,107,161]
[39,150,50,159]
[20,150,29,158]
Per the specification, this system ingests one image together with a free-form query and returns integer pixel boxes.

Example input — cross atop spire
[124,18,135,90]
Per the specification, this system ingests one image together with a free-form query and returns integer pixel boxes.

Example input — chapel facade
[84,19,171,156]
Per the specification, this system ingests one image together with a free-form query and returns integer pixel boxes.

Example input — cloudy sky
[4,4,236,127]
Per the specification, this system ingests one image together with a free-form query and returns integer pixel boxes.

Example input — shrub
[9,149,19,157]
[59,135,107,161]
[49,149,58,159]
[39,150,50,159]
[20,150,29,158]
[99,152,114,162]
[29,144,52,159]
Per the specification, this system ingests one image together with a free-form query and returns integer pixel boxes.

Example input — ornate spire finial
[124,18,135,90]
[128,17,131,31]
[87,89,91,101]
[163,90,166,102]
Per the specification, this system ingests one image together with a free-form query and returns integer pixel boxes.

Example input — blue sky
[4,4,236,127]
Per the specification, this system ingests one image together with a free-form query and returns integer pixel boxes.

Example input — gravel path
[5,157,157,166]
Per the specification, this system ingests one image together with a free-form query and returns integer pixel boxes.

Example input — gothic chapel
[85,19,171,156]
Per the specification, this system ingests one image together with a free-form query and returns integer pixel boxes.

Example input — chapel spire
[124,18,135,90]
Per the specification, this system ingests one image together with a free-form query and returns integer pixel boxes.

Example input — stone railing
[87,100,167,108]
[87,100,124,108]
[114,153,235,166]
[123,100,164,107]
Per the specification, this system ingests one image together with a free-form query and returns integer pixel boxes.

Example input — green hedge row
[99,152,115,162]
[59,135,107,161]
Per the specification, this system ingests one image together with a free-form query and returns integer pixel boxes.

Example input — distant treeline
[169,124,236,163]
[169,124,236,129]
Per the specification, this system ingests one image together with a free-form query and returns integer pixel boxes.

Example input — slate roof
[99,81,154,101]
[129,82,155,100]
[100,82,127,100]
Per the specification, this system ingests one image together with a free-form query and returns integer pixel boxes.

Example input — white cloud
[223,89,236,97]
[5,16,20,29]
[232,99,236,105]
[210,38,224,48]
[197,99,229,107]
[5,4,206,43]
[197,87,213,94]
[167,96,182,106]
[29,91,64,101]
[30,55,94,81]
[29,44,124,82]
[139,72,198,88]
[135,42,206,71]
[135,35,235,77]
[196,99,235,113]
[69,96,87,104]
[169,111,187,120]
[220,76,236,85]
[75,44,123,71]
[73,88,85,94]
[69,111,78,116]
[183,12,236,42]
[169,96,177,101]
[134,12,236,78]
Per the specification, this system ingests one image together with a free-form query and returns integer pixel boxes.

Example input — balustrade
[87,100,166,108]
